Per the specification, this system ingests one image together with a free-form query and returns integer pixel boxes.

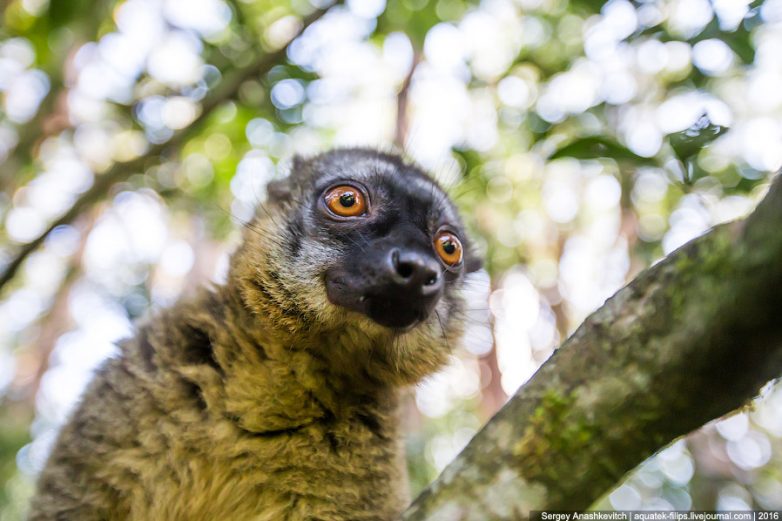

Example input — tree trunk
[402,173,782,520]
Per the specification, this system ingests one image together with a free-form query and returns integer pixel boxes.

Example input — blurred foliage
[2,0,782,516]
[0,416,29,511]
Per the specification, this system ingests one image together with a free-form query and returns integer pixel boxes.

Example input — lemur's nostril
[392,250,414,279]
[424,275,438,286]
[396,262,414,278]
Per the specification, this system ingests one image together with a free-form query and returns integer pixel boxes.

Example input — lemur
[29,148,481,521]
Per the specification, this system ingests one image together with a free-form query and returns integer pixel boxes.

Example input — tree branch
[0,0,116,185]
[402,172,782,519]
[394,50,421,150]
[0,5,334,294]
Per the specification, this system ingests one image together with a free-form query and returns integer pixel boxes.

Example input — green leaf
[377,0,445,48]
[668,113,728,164]
[549,135,657,164]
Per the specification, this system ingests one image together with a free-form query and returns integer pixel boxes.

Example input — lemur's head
[230,148,482,385]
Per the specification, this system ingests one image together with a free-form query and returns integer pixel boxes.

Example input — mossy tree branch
[0,5,335,294]
[403,173,782,519]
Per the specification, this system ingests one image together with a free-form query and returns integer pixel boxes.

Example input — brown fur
[28,149,473,520]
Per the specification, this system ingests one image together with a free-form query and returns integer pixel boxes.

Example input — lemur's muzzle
[325,240,445,330]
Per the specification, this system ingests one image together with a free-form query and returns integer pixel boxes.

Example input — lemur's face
[233,148,482,384]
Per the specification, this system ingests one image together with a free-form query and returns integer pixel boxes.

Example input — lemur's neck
[195,283,401,436]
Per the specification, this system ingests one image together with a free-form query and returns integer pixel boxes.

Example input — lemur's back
[30,288,407,521]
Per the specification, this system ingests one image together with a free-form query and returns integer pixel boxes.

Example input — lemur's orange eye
[324,185,368,217]
[434,231,463,267]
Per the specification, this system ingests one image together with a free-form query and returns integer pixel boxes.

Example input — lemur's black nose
[388,249,443,296]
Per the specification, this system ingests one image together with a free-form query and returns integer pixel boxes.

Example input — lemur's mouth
[364,295,427,330]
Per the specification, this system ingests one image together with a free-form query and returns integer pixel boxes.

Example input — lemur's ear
[290,154,306,176]
[464,253,483,273]
[266,178,292,203]
[265,155,303,204]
